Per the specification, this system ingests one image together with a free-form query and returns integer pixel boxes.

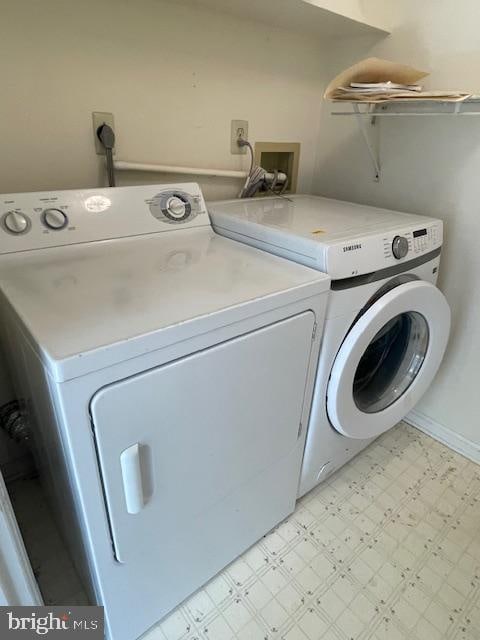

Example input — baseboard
[406,409,480,465]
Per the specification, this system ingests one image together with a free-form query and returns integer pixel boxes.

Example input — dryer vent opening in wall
[255,142,300,195]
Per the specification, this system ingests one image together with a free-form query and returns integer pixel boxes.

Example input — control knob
[3,211,30,234]
[42,208,68,230]
[392,235,409,260]
[165,196,188,220]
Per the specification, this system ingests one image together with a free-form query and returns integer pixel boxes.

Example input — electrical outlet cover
[92,112,115,155]
[231,120,248,154]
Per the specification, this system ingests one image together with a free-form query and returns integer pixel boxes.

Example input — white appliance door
[327,280,450,439]
[90,313,314,601]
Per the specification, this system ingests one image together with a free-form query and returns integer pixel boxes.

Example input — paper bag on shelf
[325,57,428,97]
[324,57,472,103]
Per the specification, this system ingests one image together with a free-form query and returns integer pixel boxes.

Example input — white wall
[315,0,480,453]
[0,0,330,200]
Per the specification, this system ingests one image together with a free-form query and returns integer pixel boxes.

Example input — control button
[165,196,187,219]
[150,190,196,224]
[162,195,192,222]
[2,211,30,235]
[392,235,409,259]
[42,208,68,230]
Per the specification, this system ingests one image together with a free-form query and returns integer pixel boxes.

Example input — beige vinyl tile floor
[9,422,480,640]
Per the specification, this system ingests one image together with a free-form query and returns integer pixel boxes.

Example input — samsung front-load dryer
[208,195,451,497]
[0,184,330,640]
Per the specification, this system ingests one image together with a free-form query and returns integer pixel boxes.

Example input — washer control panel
[380,222,442,263]
[412,225,439,253]
[328,218,443,280]
[0,183,209,255]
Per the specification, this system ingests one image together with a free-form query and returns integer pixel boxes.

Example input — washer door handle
[120,443,144,514]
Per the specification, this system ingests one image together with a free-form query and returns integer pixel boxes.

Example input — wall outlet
[231,120,248,154]
[92,112,115,155]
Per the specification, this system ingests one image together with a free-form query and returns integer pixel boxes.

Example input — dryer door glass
[353,311,429,413]
[327,280,450,440]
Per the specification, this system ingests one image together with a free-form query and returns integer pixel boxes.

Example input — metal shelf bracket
[331,97,480,182]
[352,104,381,181]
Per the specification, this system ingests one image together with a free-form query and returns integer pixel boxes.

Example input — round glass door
[353,311,429,413]
[327,280,450,440]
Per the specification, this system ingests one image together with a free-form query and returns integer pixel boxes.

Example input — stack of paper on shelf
[324,58,472,103]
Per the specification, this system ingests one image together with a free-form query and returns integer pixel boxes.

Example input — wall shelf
[176,0,391,39]
[330,99,480,181]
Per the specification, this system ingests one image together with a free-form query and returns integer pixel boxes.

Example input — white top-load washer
[0,184,330,639]
[208,195,451,497]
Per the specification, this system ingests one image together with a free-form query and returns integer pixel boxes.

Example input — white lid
[209,195,442,278]
[0,228,330,381]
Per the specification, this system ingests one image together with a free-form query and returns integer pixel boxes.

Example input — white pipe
[114,160,248,179]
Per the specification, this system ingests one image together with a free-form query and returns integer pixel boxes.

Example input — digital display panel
[413,228,427,238]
